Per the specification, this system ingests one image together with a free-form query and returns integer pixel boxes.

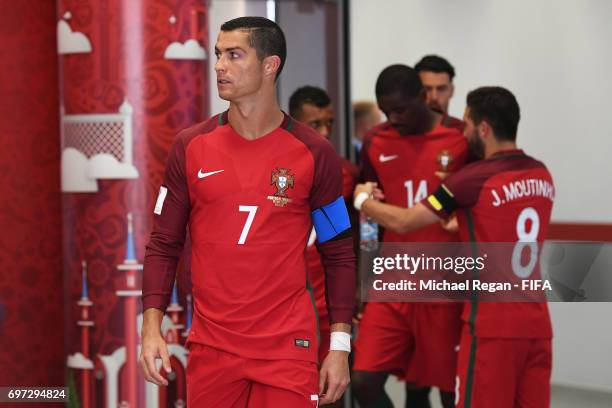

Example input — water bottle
[360,211,379,251]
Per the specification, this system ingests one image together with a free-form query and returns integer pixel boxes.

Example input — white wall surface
[277,0,328,112]
[549,302,612,391]
[351,0,612,223]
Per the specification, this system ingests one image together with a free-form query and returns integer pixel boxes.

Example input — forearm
[317,236,356,325]
[330,323,351,334]
[142,231,185,311]
[142,307,164,337]
[354,181,444,233]
[361,198,413,233]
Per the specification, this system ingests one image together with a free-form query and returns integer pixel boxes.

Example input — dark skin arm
[354,182,441,233]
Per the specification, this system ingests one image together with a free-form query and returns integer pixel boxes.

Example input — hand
[318,350,350,405]
[139,315,172,386]
[354,182,373,198]
[441,214,458,233]
[354,182,385,200]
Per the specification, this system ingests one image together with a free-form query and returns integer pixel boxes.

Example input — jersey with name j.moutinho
[143,112,355,363]
[424,149,555,338]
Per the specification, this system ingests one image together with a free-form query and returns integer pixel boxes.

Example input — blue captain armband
[311,196,351,244]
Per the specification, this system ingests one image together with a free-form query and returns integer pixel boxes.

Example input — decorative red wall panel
[0,0,64,388]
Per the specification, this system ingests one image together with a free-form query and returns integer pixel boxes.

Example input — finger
[139,355,153,383]
[144,353,164,386]
[145,352,168,386]
[373,189,385,200]
[160,344,173,373]
[322,377,340,404]
[332,378,349,402]
[142,356,162,386]
[318,367,327,397]
[319,392,332,405]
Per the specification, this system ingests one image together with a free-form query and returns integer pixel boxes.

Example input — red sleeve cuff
[142,294,170,313]
[329,307,354,325]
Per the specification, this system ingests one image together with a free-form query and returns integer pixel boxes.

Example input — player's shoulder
[521,153,549,170]
[453,150,549,184]
[286,116,338,160]
[429,124,464,141]
[175,113,222,148]
[518,153,554,182]
[446,158,493,187]
[442,115,466,132]
[362,122,394,148]
[495,150,551,175]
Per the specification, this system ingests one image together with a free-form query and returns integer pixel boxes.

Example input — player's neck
[430,110,443,130]
[485,141,518,159]
[228,89,283,140]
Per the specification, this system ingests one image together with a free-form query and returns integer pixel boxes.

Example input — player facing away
[289,85,358,366]
[354,87,555,408]
[352,65,468,408]
[139,17,356,408]
[415,55,465,132]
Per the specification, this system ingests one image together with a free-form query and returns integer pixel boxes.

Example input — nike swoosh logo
[197,169,224,179]
[379,154,398,163]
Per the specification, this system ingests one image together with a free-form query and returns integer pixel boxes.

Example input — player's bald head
[375,64,423,101]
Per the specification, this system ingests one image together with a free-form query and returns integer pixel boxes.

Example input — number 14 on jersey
[405,180,428,208]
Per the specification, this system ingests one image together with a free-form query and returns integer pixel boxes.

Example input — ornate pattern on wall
[58,0,208,406]
[0,1,64,388]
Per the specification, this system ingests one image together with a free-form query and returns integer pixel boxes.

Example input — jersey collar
[219,110,293,131]
[490,149,525,159]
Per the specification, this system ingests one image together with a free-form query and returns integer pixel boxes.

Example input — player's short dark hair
[466,87,520,142]
[415,55,456,81]
[375,64,423,100]
[289,86,331,117]
[221,16,287,80]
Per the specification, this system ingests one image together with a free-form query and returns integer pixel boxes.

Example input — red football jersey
[143,112,355,363]
[441,113,466,133]
[424,149,555,338]
[361,123,468,242]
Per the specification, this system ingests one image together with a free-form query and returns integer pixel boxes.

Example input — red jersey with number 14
[362,122,468,242]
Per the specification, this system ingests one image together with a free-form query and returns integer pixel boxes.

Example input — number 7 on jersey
[238,205,258,245]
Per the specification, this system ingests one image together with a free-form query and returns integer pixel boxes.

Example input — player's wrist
[353,191,370,211]
[329,331,351,352]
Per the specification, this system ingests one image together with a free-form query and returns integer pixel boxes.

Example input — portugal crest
[435,150,453,179]
[268,168,295,207]
[437,150,453,171]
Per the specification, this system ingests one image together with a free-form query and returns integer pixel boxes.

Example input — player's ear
[478,120,489,139]
[449,83,455,98]
[263,55,281,79]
